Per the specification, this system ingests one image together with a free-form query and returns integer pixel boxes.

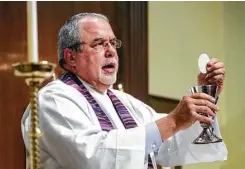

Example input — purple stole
[59,71,153,169]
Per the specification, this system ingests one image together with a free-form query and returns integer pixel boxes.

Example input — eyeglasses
[68,38,122,52]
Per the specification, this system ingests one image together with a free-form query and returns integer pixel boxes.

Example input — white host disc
[198,53,210,73]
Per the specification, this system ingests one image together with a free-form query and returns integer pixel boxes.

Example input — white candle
[27,1,38,62]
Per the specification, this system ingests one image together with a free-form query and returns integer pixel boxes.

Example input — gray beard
[99,72,117,86]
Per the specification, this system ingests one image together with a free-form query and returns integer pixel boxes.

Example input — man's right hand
[155,93,218,141]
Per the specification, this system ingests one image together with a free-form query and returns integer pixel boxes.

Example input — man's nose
[105,43,116,58]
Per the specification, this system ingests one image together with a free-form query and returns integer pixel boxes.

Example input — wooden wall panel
[114,2,149,103]
[0,2,149,169]
[37,1,117,77]
[0,2,118,169]
[0,2,28,169]
[37,1,75,77]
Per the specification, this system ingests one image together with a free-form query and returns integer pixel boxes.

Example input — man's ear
[64,48,76,66]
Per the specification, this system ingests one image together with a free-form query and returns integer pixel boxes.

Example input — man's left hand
[198,58,225,95]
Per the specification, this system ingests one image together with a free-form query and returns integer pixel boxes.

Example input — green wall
[148,2,245,169]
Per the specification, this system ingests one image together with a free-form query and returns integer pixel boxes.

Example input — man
[21,13,227,169]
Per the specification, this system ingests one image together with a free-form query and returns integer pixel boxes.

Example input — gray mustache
[102,60,118,67]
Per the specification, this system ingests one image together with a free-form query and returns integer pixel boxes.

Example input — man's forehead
[78,17,115,39]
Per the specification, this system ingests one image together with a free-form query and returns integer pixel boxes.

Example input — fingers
[171,94,217,130]
[207,58,219,67]
[207,74,224,84]
[190,93,218,118]
[207,67,225,79]
[193,99,219,112]
[197,58,226,93]
[195,105,216,117]
[195,113,213,124]
[206,59,225,82]
[207,59,224,72]
[191,92,216,103]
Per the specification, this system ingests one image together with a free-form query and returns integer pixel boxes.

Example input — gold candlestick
[12,61,56,169]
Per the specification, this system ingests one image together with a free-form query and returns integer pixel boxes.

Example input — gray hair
[57,13,109,68]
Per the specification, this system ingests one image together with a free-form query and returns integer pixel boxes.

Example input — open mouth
[102,63,116,73]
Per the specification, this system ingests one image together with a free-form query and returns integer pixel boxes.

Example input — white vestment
[21,79,227,169]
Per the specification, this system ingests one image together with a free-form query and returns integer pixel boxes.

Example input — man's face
[74,17,119,88]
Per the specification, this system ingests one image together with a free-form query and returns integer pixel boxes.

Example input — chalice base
[193,127,223,144]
